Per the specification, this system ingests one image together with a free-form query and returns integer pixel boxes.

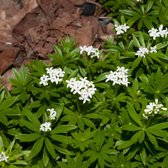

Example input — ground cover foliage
[1,0,168,167]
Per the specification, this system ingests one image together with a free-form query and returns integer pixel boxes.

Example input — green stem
[76,97,81,113]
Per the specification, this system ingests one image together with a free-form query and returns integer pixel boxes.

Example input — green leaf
[82,117,95,128]
[0,97,17,110]
[0,114,8,125]
[77,118,85,131]
[43,147,49,168]
[20,120,39,132]
[132,57,142,70]
[146,131,158,147]
[79,66,87,77]
[53,45,63,57]
[29,137,44,160]
[146,1,154,13]
[120,9,140,17]
[127,103,142,127]
[93,130,105,147]
[127,145,139,160]
[51,125,77,134]
[94,72,109,83]
[16,133,41,142]
[147,128,168,138]
[75,153,84,168]
[117,130,141,150]
[23,109,41,127]
[95,82,110,89]
[140,146,147,166]
[55,146,72,155]
[45,138,57,159]
[148,122,168,130]
[68,69,78,79]
[98,154,105,168]
[122,124,141,131]
[1,133,9,147]
[6,139,15,153]
[132,35,141,48]
[12,160,28,166]
[0,136,3,148]
[156,41,168,50]
[51,134,73,144]
[139,130,145,143]
[29,101,41,109]
[139,32,145,47]
[163,155,168,168]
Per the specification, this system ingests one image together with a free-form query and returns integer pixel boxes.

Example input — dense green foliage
[1,0,168,167]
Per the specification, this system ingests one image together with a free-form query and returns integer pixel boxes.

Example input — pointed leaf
[127,103,142,127]
[51,125,77,134]
[45,138,57,159]
[16,133,41,142]
[23,109,41,127]
[55,146,72,155]
[146,131,158,147]
[122,124,141,131]
[43,147,49,168]
[20,120,39,132]
[29,137,44,160]
[51,134,73,144]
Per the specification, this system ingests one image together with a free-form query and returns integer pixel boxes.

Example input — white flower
[148,25,168,40]
[47,67,65,84]
[106,66,129,87]
[40,122,52,132]
[83,46,94,56]
[79,88,91,103]
[79,45,88,54]
[135,47,149,57]
[158,24,168,38]
[66,78,83,94]
[66,78,77,88]
[143,99,167,119]
[0,152,8,162]
[90,48,100,58]
[150,46,157,53]
[121,24,130,32]
[148,28,159,40]
[79,46,100,59]
[47,108,57,120]
[115,24,124,35]
[46,67,54,74]
[40,67,65,86]
[114,23,129,35]
[66,77,96,103]
[39,74,49,86]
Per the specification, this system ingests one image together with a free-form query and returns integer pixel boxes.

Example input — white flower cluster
[135,46,157,57]
[39,67,65,86]
[114,23,130,35]
[66,77,96,103]
[47,108,57,120]
[148,25,168,40]
[79,46,100,59]
[0,152,8,162]
[40,108,57,132]
[143,99,167,119]
[40,122,52,132]
[106,66,129,87]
